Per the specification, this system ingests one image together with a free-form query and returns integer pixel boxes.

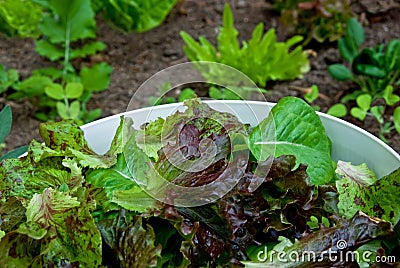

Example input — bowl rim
[81,99,400,161]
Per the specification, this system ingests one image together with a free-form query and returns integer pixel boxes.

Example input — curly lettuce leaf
[102,0,178,33]
[250,96,334,185]
[117,98,249,208]
[336,160,378,186]
[0,188,102,267]
[136,98,248,161]
[337,164,400,225]
[39,120,90,151]
[0,119,129,200]
[86,153,136,193]
[0,156,72,199]
[170,155,336,266]
[21,188,80,231]
[38,120,117,168]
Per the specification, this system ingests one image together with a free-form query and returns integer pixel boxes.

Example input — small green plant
[306,215,330,230]
[94,0,178,32]
[9,0,113,123]
[0,105,28,160]
[291,85,321,111]
[328,18,400,138]
[328,18,400,99]
[326,103,347,117]
[394,107,400,134]
[180,3,310,87]
[350,92,399,142]
[149,81,197,105]
[0,64,19,94]
[209,86,242,100]
[0,0,43,38]
[148,81,266,105]
[303,85,319,104]
[209,86,267,100]
[272,0,353,44]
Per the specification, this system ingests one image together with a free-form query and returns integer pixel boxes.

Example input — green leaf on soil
[80,62,113,92]
[45,83,64,100]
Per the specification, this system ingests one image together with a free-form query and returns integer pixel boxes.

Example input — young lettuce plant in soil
[271,0,353,45]
[180,3,310,89]
[328,18,400,141]
[0,0,43,38]
[0,97,399,267]
[0,64,18,95]
[148,81,198,106]
[92,0,179,33]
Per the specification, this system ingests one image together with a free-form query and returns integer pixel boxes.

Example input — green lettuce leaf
[86,154,136,194]
[37,120,118,168]
[135,117,164,160]
[337,165,400,225]
[0,188,102,267]
[112,186,158,213]
[22,188,80,231]
[107,116,134,156]
[38,0,96,43]
[250,96,334,185]
[102,0,178,33]
[86,152,156,213]
[0,156,70,199]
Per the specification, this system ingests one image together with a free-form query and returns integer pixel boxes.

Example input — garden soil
[0,0,399,154]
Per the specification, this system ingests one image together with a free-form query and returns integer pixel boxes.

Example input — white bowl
[81,100,400,178]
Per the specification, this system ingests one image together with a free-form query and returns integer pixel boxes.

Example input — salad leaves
[0,97,398,267]
[250,96,334,185]
[336,162,400,225]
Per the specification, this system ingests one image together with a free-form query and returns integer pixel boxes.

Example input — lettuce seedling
[0,64,19,94]
[0,0,42,38]
[96,0,178,32]
[180,4,310,87]
[328,18,400,137]
[273,0,353,44]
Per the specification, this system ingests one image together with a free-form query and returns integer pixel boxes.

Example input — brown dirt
[0,0,399,154]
